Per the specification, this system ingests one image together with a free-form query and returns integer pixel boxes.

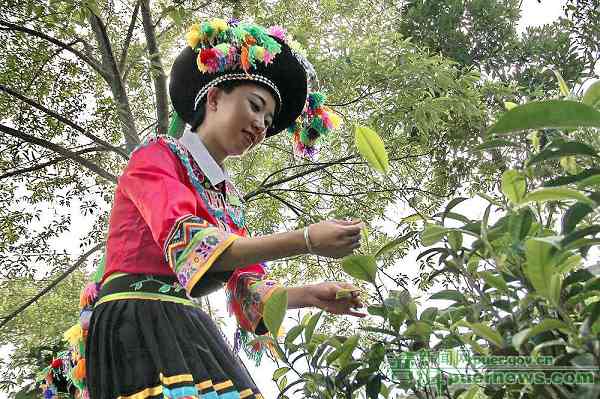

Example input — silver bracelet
[303,226,314,254]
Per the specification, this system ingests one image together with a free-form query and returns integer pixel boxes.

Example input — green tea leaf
[421,224,450,246]
[456,321,505,348]
[335,288,354,299]
[524,238,558,300]
[527,141,599,166]
[354,125,389,174]
[374,232,416,258]
[501,169,526,205]
[548,68,570,97]
[512,319,569,349]
[420,307,438,322]
[263,288,288,337]
[441,197,469,223]
[577,175,600,189]
[429,290,467,303]
[341,255,377,283]
[367,304,386,318]
[272,366,290,381]
[583,80,600,109]
[522,187,595,206]
[305,311,323,344]
[509,207,534,242]
[404,321,432,338]
[544,168,600,187]
[562,202,594,234]
[488,100,600,135]
[337,335,359,368]
[504,101,518,110]
[561,226,600,247]
[447,230,463,250]
[480,271,509,293]
[284,325,304,346]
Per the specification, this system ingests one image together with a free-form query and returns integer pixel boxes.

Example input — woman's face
[205,83,277,158]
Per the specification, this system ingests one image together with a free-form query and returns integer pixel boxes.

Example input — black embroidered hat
[169,18,308,137]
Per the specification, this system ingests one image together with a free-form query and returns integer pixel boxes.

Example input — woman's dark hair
[190,80,279,132]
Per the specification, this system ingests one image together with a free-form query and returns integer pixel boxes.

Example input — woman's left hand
[307,282,367,318]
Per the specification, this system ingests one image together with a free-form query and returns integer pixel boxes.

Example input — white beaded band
[303,226,314,254]
[193,73,282,111]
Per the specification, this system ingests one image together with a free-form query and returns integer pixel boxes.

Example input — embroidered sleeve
[165,215,239,295]
[225,267,282,335]
[120,139,240,296]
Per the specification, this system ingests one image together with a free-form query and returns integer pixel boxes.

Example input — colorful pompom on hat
[169,18,308,137]
[288,91,342,158]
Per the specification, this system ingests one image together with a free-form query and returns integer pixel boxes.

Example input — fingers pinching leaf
[336,288,355,299]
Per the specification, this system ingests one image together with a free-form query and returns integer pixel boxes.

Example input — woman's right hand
[307,219,365,258]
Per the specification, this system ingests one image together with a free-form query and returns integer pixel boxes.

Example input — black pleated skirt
[85,273,263,399]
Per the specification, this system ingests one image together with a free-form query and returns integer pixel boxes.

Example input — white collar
[178,126,229,187]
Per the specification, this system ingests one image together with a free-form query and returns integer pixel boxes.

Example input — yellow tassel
[254,46,265,62]
[210,18,228,33]
[63,324,83,347]
[186,29,202,49]
[326,108,342,128]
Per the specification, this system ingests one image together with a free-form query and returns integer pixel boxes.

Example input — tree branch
[325,89,384,107]
[263,187,445,198]
[87,13,140,152]
[0,124,117,184]
[246,151,433,201]
[140,0,169,135]
[0,84,129,160]
[0,19,108,81]
[0,146,109,180]
[264,191,308,218]
[24,39,81,91]
[244,155,356,200]
[0,243,103,330]
[118,0,140,75]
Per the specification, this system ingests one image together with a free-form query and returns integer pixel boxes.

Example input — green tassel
[310,117,325,134]
[168,111,185,139]
[91,253,106,284]
[262,36,281,54]
[239,329,264,366]
[201,22,214,38]
[310,92,326,108]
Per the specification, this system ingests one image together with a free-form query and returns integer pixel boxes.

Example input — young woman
[84,18,365,399]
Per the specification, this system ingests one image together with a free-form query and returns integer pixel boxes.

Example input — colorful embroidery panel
[226,271,280,333]
[165,214,240,294]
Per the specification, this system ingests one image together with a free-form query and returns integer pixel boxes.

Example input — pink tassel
[267,25,287,42]
[263,50,274,65]
[79,283,99,308]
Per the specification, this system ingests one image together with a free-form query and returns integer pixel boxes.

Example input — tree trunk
[88,14,140,153]
[140,0,170,136]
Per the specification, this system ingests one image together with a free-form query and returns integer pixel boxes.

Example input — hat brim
[169,38,307,137]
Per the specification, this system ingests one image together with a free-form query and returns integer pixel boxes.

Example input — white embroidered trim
[193,73,282,111]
